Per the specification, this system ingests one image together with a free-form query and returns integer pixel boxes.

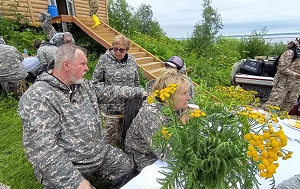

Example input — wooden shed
[0,0,169,81]
[0,0,108,26]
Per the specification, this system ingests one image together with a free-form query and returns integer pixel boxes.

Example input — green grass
[0,93,42,189]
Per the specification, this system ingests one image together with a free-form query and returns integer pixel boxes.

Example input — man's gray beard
[72,78,84,84]
[70,72,85,84]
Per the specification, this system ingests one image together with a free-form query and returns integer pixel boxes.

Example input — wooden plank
[51,15,74,23]
[129,52,147,58]
[140,62,164,70]
[75,2,106,9]
[72,16,112,49]
[76,7,106,13]
[27,0,35,26]
[139,67,157,80]
[127,47,141,53]
[136,57,155,65]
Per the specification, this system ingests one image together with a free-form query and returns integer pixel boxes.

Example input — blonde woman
[124,70,191,172]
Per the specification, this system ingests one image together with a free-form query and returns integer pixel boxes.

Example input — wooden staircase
[52,15,166,80]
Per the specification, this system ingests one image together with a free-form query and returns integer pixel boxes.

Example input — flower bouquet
[150,83,292,189]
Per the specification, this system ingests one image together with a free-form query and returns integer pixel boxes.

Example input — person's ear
[63,60,70,71]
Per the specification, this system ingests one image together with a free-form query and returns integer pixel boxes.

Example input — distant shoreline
[173,32,300,43]
[225,32,300,43]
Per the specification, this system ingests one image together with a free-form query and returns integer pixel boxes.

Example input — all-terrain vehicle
[230,56,277,100]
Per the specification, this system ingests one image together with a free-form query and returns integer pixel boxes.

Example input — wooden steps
[52,15,164,80]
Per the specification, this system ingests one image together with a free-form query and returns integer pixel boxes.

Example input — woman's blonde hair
[152,70,190,94]
[112,35,130,51]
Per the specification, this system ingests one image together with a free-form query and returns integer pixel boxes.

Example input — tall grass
[0,93,42,188]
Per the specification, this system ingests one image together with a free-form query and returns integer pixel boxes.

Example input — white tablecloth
[257,119,300,188]
[122,120,300,189]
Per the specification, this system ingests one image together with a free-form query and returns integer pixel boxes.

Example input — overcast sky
[125,0,300,40]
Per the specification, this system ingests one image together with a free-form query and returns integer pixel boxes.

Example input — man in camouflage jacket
[0,36,28,97]
[263,40,300,111]
[18,44,145,189]
[31,41,58,77]
[91,36,140,147]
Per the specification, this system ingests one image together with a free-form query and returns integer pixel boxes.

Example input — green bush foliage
[238,28,273,59]
[0,17,46,56]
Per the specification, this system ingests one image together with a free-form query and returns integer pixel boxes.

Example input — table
[121,119,300,189]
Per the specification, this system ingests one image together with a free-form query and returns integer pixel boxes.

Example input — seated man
[50,31,75,47]
[0,36,28,97]
[31,39,58,77]
[18,44,146,189]
[125,70,191,172]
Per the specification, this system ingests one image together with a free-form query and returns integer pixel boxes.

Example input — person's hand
[142,90,147,97]
[180,113,190,124]
[142,90,148,100]
[77,179,93,189]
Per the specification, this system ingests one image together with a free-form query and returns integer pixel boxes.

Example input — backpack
[266,47,298,77]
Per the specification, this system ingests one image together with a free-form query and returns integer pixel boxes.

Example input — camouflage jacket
[276,173,300,189]
[124,102,167,172]
[31,43,57,76]
[274,49,300,86]
[50,33,65,47]
[0,44,28,81]
[276,49,298,77]
[92,49,140,114]
[18,72,143,188]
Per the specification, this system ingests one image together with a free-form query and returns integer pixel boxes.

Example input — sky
[125,0,300,42]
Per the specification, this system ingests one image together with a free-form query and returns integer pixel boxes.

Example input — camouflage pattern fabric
[89,0,99,16]
[263,49,300,111]
[0,183,10,189]
[276,173,300,189]
[103,114,124,147]
[18,72,143,188]
[92,49,140,113]
[124,102,167,172]
[92,49,140,146]
[0,44,28,82]
[50,33,75,47]
[37,11,75,47]
[38,11,57,41]
[31,42,58,77]
[0,79,27,98]
[50,33,65,47]
[187,76,195,98]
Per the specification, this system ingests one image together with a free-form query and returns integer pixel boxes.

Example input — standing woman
[89,0,101,28]
[262,39,300,111]
[92,35,140,147]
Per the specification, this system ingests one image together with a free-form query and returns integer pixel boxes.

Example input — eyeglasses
[112,47,126,53]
